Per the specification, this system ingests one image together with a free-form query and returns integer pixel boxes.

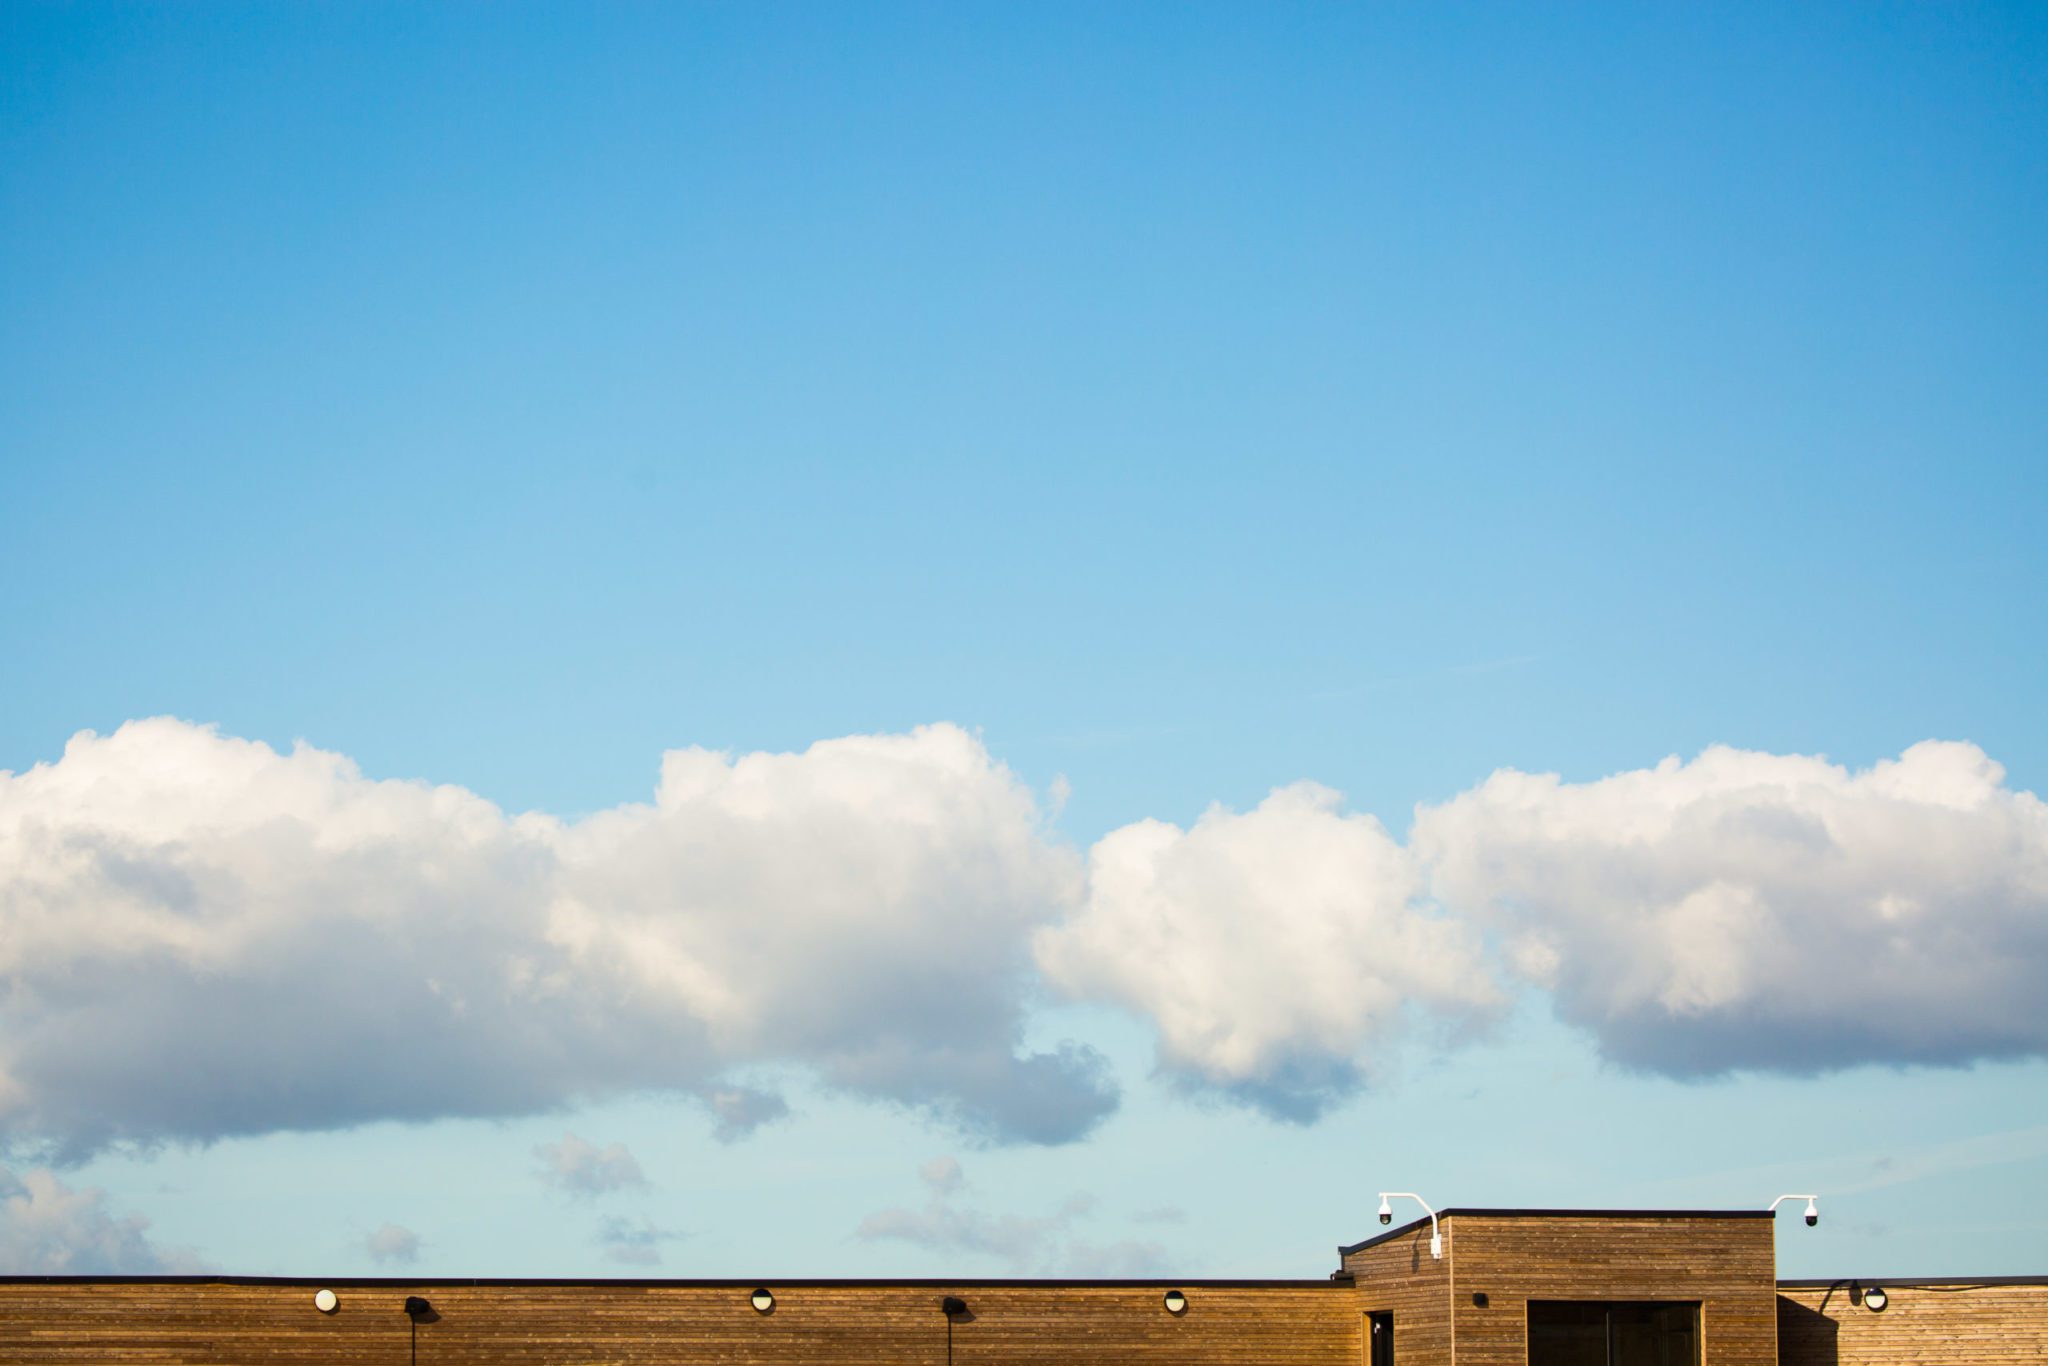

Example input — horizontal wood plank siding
[1444,1216,1777,1366]
[0,1281,1361,1365]
[1777,1282,2048,1366]
[15,1225,2042,1365]
[1342,1223,1453,1366]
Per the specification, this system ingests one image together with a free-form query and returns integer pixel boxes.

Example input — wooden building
[1343,1209,1778,1366]
[1777,1276,2048,1366]
[0,1278,1361,1366]
[2,1208,2041,1364]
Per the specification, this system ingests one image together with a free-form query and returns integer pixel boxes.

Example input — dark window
[1368,1311,1394,1366]
[1528,1301,1698,1366]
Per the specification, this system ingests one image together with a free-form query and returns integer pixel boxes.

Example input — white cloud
[1035,783,1503,1120]
[1413,741,2048,1075]
[549,724,1108,1143]
[536,1133,646,1197]
[0,1165,193,1272]
[365,1222,420,1265]
[8,719,2037,1154]
[0,719,1114,1158]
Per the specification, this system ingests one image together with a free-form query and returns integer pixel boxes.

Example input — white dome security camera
[1376,1193,1442,1258]
[1770,1194,1820,1228]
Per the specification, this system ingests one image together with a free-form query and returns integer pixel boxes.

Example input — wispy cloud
[1661,1120,2048,1206]
[0,1166,197,1273]
[700,1087,791,1144]
[536,1133,647,1198]
[855,1159,1168,1275]
[597,1216,680,1266]
[1132,1205,1186,1225]
[365,1222,420,1265]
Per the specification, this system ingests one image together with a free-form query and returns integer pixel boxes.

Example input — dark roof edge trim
[1340,1214,1433,1257]
[0,1275,1352,1290]
[1777,1275,2048,1289]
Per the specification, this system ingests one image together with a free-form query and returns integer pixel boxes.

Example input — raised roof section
[1337,1206,1774,1258]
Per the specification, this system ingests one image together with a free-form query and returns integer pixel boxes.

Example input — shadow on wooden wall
[1777,1292,1840,1366]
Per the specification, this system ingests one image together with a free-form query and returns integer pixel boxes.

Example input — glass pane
[1529,1302,1609,1366]
[1529,1301,1698,1366]
[1612,1302,1698,1366]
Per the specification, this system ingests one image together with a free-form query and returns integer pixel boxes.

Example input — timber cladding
[9,1219,2036,1365]
[1777,1280,2048,1366]
[1342,1221,1453,1366]
[0,1279,1362,1366]
[1447,1215,1777,1366]
[1338,1211,1778,1366]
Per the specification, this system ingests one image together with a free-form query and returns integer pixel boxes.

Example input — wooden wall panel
[1777,1281,2048,1366]
[17,1233,2041,1365]
[0,1280,1362,1366]
[1442,1216,1777,1366]
[1342,1222,1454,1366]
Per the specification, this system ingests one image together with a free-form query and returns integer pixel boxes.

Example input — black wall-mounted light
[1863,1285,1888,1312]
[1163,1289,1188,1315]
[403,1296,433,1319]
[941,1295,968,1317]
[750,1288,776,1314]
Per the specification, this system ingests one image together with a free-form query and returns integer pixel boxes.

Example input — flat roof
[1339,1207,1775,1258]
[0,1275,1351,1290]
[1778,1276,2048,1290]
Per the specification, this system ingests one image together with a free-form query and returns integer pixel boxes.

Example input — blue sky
[2,3,2044,1280]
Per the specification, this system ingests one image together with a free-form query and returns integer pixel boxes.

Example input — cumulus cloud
[365,1222,420,1265]
[855,1158,1161,1273]
[1413,741,2048,1076]
[7,719,2039,1153]
[0,719,1114,1159]
[1035,783,1503,1121]
[536,1133,646,1197]
[0,1165,193,1272]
